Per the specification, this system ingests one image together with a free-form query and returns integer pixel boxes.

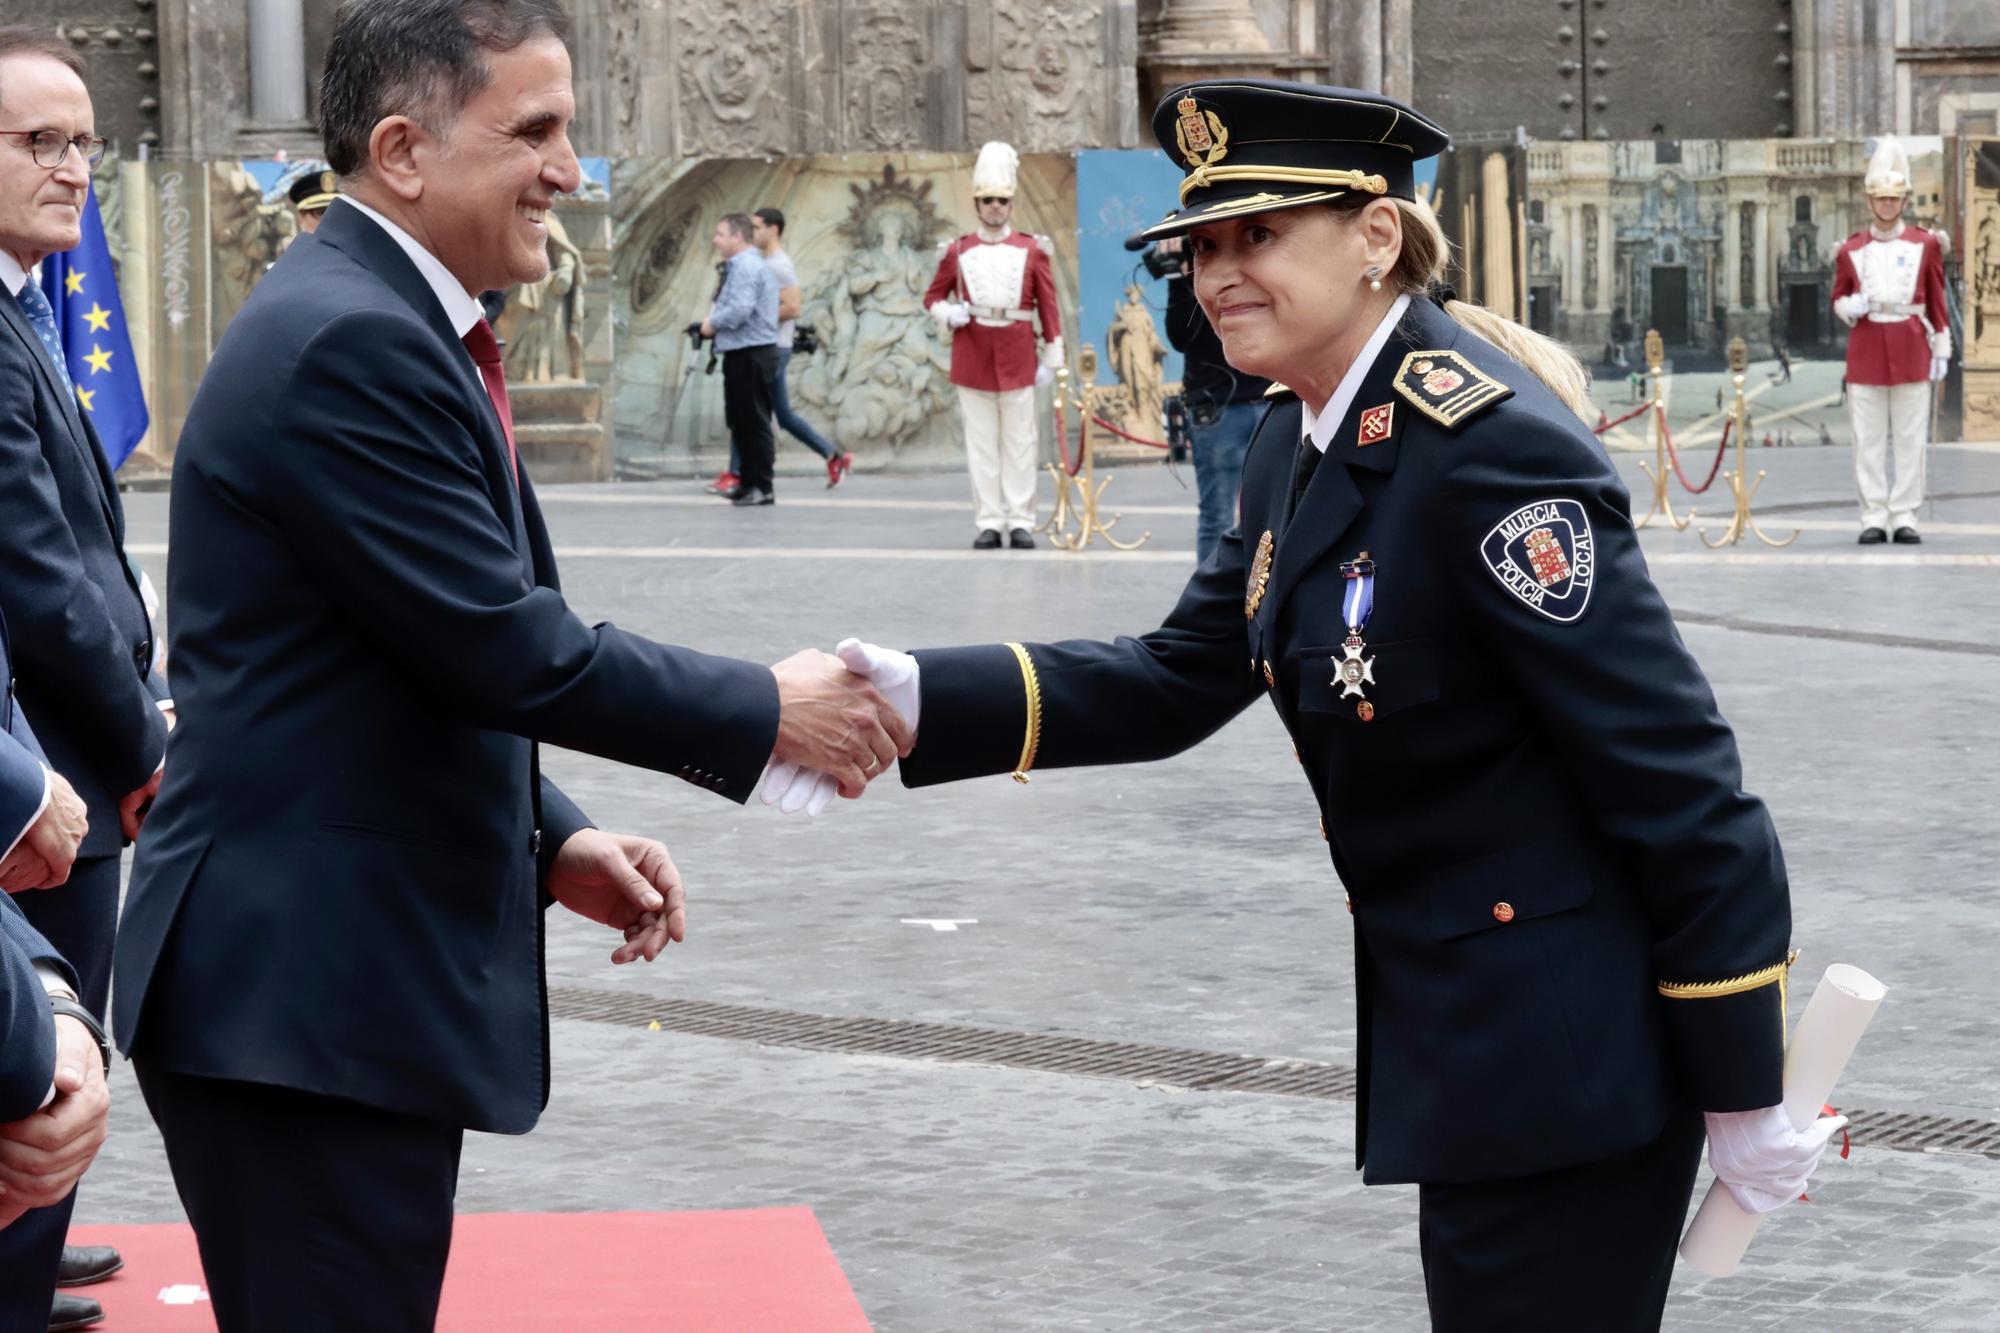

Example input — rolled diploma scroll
[1679,963,1886,1277]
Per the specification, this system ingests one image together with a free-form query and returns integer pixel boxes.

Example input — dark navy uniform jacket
[902,294,1791,1185]
[114,202,780,1135]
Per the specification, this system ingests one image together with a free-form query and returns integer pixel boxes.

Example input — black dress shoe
[972,529,1003,549]
[730,487,774,507]
[48,1293,103,1332]
[57,1245,122,1287]
[1857,527,1888,545]
[1008,528,1036,549]
[1891,526,1922,545]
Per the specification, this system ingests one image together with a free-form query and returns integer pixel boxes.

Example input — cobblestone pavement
[98,443,2000,1329]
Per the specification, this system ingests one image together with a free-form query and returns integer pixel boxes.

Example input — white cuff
[0,765,52,862]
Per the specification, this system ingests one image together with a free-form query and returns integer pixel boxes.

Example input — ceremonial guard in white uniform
[1831,136,1951,544]
[923,142,1065,549]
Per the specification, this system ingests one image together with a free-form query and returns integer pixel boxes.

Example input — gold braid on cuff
[1180,165,1390,205]
[1005,642,1042,784]
[1656,944,1800,996]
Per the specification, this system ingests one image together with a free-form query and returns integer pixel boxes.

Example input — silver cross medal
[1334,632,1374,699]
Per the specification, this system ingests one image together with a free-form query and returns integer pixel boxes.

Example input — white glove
[1038,336,1066,370]
[756,641,919,818]
[1931,356,1949,382]
[1034,364,1054,388]
[757,758,836,818]
[1703,1104,1848,1214]
[929,300,971,330]
[1833,293,1870,324]
[836,638,920,735]
[1929,328,1953,361]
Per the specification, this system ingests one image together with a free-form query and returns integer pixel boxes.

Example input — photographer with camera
[699,213,782,506]
[753,208,852,489]
[1157,234,1272,564]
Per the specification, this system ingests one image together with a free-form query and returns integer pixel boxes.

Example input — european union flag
[39,183,149,470]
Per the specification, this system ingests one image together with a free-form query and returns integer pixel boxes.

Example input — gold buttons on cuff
[1318,815,1327,842]
[1262,659,1275,688]
[1345,895,1354,915]
[1356,700,1375,722]
[1492,902,1516,924]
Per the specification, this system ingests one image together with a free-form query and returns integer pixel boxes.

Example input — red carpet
[67,1208,873,1330]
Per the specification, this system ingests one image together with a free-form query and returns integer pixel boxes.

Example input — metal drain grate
[548,986,1359,1100]
[548,986,1989,1157]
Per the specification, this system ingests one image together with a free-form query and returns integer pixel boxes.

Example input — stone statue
[497,211,586,381]
[1104,282,1166,436]
[794,166,956,453]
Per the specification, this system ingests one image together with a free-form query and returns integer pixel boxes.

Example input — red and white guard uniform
[1831,137,1952,535]
[925,142,1064,536]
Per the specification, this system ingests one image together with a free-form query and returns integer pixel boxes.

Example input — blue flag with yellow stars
[39,183,149,470]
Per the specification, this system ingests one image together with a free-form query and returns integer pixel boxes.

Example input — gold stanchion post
[1041,343,1150,552]
[1633,329,1691,532]
[1699,337,1799,549]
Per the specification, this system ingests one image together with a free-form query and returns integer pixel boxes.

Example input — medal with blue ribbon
[1334,553,1377,711]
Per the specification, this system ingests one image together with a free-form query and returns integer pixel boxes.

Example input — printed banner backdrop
[611,153,1079,478]
[1527,136,1956,453]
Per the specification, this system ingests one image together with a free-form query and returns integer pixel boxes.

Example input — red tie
[461,319,519,485]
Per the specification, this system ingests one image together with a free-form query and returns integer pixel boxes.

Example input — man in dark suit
[112,4,910,1328]
[0,593,106,1333]
[0,27,166,1321]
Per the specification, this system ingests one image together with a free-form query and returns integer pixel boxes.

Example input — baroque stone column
[1139,0,1310,110]
[247,0,306,124]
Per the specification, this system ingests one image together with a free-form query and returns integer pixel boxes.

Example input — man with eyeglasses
[924,141,1065,549]
[0,27,167,1329]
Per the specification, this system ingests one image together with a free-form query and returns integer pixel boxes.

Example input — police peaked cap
[1140,79,1449,241]
[289,168,340,212]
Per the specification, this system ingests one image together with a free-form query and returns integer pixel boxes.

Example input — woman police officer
[791,80,1844,1329]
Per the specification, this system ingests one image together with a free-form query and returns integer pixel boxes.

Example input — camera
[688,324,720,376]
[1139,244,1186,281]
[792,322,821,356]
[1124,226,1189,281]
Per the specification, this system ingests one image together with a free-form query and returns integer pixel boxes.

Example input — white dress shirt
[1300,293,1412,453]
[332,196,485,338]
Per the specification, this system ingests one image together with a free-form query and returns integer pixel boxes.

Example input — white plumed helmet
[1863,136,1912,199]
[971,141,1020,199]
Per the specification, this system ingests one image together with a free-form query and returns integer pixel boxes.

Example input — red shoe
[706,470,740,495]
[825,452,851,489]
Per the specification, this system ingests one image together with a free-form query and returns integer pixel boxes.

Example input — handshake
[762,639,920,817]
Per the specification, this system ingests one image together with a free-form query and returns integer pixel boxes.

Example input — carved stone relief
[677,2,790,156]
[792,165,957,455]
[966,2,1101,152]
[1582,204,1598,310]
[206,163,284,336]
[845,8,930,150]
[607,0,643,136]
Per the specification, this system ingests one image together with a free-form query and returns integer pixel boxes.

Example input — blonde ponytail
[1335,195,1595,423]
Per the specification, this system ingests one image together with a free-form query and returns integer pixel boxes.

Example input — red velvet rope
[1052,394,1081,477]
[1592,401,1654,435]
[1087,413,1172,450]
[1658,405,1729,494]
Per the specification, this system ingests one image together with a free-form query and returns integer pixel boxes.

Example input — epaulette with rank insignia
[1262,381,1297,400]
[1392,349,1511,430]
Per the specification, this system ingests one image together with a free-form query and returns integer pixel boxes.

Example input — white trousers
[1847,381,1929,532]
[958,384,1039,533]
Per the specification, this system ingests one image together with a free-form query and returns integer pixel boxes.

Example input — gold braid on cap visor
[1180,164,1390,205]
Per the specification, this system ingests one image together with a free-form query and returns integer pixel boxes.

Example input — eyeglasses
[976,196,1010,206]
[0,129,107,172]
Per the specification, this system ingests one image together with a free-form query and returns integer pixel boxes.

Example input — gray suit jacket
[0,284,167,859]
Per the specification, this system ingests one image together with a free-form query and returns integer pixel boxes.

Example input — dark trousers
[770,347,839,460]
[722,345,778,496]
[135,1063,464,1333]
[13,854,119,1019]
[0,1193,71,1332]
[1417,1108,1704,1332]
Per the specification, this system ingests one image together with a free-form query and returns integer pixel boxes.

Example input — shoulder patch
[1479,498,1595,623]
[1393,349,1513,430]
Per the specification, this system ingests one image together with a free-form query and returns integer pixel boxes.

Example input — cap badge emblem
[1174,95,1230,171]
